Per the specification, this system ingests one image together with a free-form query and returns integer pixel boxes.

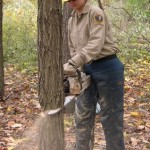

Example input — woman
[64,0,125,149]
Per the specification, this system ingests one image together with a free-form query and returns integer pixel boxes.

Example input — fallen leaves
[11,124,22,128]
[0,64,40,150]
[130,111,145,117]
[136,125,145,131]
[131,137,139,147]
[0,58,150,150]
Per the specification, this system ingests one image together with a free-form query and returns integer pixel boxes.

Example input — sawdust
[14,112,65,150]
[14,115,41,150]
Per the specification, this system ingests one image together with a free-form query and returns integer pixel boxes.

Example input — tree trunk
[62,2,72,64]
[38,0,64,149]
[98,0,104,10]
[0,0,4,101]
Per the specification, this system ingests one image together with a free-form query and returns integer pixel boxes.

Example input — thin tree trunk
[38,0,64,149]
[98,0,104,10]
[0,0,4,101]
[62,2,72,64]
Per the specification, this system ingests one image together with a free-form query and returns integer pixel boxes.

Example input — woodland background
[0,0,150,149]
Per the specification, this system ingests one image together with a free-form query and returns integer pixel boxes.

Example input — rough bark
[0,0,4,101]
[38,0,64,149]
[98,0,104,10]
[62,2,72,64]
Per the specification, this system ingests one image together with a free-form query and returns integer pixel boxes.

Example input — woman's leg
[75,83,97,150]
[91,58,125,150]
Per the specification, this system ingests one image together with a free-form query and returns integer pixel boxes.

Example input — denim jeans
[75,57,125,150]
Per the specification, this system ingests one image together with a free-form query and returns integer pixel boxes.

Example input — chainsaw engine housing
[64,73,91,95]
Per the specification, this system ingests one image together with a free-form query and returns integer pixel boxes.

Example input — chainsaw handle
[68,62,82,90]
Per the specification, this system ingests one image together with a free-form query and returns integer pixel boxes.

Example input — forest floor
[0,62,150,150]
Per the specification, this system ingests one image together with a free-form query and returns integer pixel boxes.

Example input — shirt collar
[71,2,90,17]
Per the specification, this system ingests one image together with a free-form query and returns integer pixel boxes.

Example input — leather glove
[63,62,77,76]
[69,53,85,68]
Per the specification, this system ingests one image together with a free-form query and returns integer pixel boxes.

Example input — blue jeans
[75,56,125,150]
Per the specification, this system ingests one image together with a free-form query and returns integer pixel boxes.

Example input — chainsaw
[48,65,91,115]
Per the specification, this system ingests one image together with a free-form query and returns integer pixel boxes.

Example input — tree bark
[98,0,104,10]
[38,0,64,149]
[0,0,4,101]
[62,2,72,64]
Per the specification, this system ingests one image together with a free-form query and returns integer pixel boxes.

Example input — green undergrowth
[3,0,150,74]
[3,0,37,72]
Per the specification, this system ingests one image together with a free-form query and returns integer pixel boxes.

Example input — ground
[0,64,150,150]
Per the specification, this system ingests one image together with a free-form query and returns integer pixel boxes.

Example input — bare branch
[105,4,134,20]
[98,0,104,10]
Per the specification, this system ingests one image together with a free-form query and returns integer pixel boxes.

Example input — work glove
[70,53,85,68]
[64,53,85,76]
[63,62,76,76]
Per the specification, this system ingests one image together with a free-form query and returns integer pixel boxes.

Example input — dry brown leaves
[0,60,150,150]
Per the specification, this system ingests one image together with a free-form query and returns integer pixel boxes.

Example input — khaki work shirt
[68,2,119,67]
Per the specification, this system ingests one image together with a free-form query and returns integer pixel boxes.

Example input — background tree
[0,0,4,101]
[98,0,104,10]
[38,0,64,149]
[62,2,72,63]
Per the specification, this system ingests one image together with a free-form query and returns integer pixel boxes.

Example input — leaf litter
[0,62,150,150]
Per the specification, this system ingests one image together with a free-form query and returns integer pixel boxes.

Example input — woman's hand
[63,62,77,76]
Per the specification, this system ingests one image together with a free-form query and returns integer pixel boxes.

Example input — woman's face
[67,0,86,12]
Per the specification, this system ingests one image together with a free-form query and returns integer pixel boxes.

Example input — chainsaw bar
[64,95,76,113]
[47,96,76,115]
